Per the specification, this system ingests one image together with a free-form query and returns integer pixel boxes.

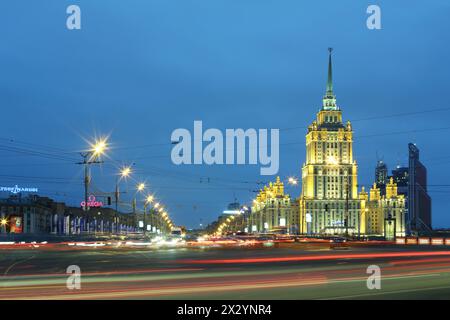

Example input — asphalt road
[2,243,450,299]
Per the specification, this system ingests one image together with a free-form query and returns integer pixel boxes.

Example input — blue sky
[0,0,449,228]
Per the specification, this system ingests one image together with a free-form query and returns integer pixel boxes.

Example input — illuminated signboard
[0,185,38,194]
[305,213,312,223]
[222,210,240,215]
[80,195,103,208]
[10,216,23,233]
[331,220,344,227]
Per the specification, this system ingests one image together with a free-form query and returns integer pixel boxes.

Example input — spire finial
[326,48,333,95]
[322,48,338,110]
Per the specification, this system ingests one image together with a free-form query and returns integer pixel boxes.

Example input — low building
[249,177,297,234]
[0,194,136,235]
[359,178,406,239]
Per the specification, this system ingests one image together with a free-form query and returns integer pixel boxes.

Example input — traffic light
[107,197,112,206]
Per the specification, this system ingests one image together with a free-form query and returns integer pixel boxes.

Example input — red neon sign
[80,195,103,208]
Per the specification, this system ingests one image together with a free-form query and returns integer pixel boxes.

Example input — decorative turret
[385,177,398,199]
[370,183,381,201]
[359,186,368,201]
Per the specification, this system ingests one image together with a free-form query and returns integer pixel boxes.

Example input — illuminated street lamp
[120,166,131,179]
[146,195,154,203]
[137,183,145,192]
[0,218,7,234]
[288,177,298,186]
[77,137,108,233]
[92,139,108,158]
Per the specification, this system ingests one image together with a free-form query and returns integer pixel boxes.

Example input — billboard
[10,216,23,233]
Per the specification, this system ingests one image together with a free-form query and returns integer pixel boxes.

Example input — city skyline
[3,0,450,304]
[0,1,449,228]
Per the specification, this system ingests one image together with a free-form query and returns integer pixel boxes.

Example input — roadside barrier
[396,237,450,246]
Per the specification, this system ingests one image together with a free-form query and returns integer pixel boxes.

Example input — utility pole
[115,165,133,234]
[113,184,128,234]
[143,202,147,236]
[115,179,119,233]
[77,152,103,233]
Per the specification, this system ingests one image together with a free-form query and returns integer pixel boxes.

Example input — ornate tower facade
[363,178,406,239]
[299,49,361,235]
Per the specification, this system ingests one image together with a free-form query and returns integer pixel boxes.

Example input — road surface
[2,242,450,299]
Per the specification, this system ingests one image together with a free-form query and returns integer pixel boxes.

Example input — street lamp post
[134,183,145,232]
[153,202,161,233]
[143,195,154,237]
[115,166,132,234]
[77,138,107,233]
[143,201,147,236]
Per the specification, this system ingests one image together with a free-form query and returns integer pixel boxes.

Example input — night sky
[0,0,449,228]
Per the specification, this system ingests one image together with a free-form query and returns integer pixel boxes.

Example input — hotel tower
[299,49,361,236]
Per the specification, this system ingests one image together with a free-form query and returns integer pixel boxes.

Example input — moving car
[329,237,349,250]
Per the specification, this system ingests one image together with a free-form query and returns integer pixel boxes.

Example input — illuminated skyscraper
[299,49,361,235]
[407,143,432,234]
[375,160,388,195]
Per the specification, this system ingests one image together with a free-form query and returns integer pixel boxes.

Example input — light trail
[3,246,450,299]
[181,251,450,264]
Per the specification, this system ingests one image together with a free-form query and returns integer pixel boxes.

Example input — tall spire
[322,47,338,110]
[326,47,333,95]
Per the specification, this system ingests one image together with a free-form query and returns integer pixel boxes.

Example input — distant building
[407,143,432,234]
[226,201,240,212]
[364,144,432,237]
[0,194,136,235]
[207,200,249,235]
[375,160,388,195]
[391,165,408,196]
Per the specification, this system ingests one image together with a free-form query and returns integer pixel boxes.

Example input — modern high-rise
[407,143,432,234]
[392,165,409,196]
[299,49,361,235]
[375,160,388,195]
